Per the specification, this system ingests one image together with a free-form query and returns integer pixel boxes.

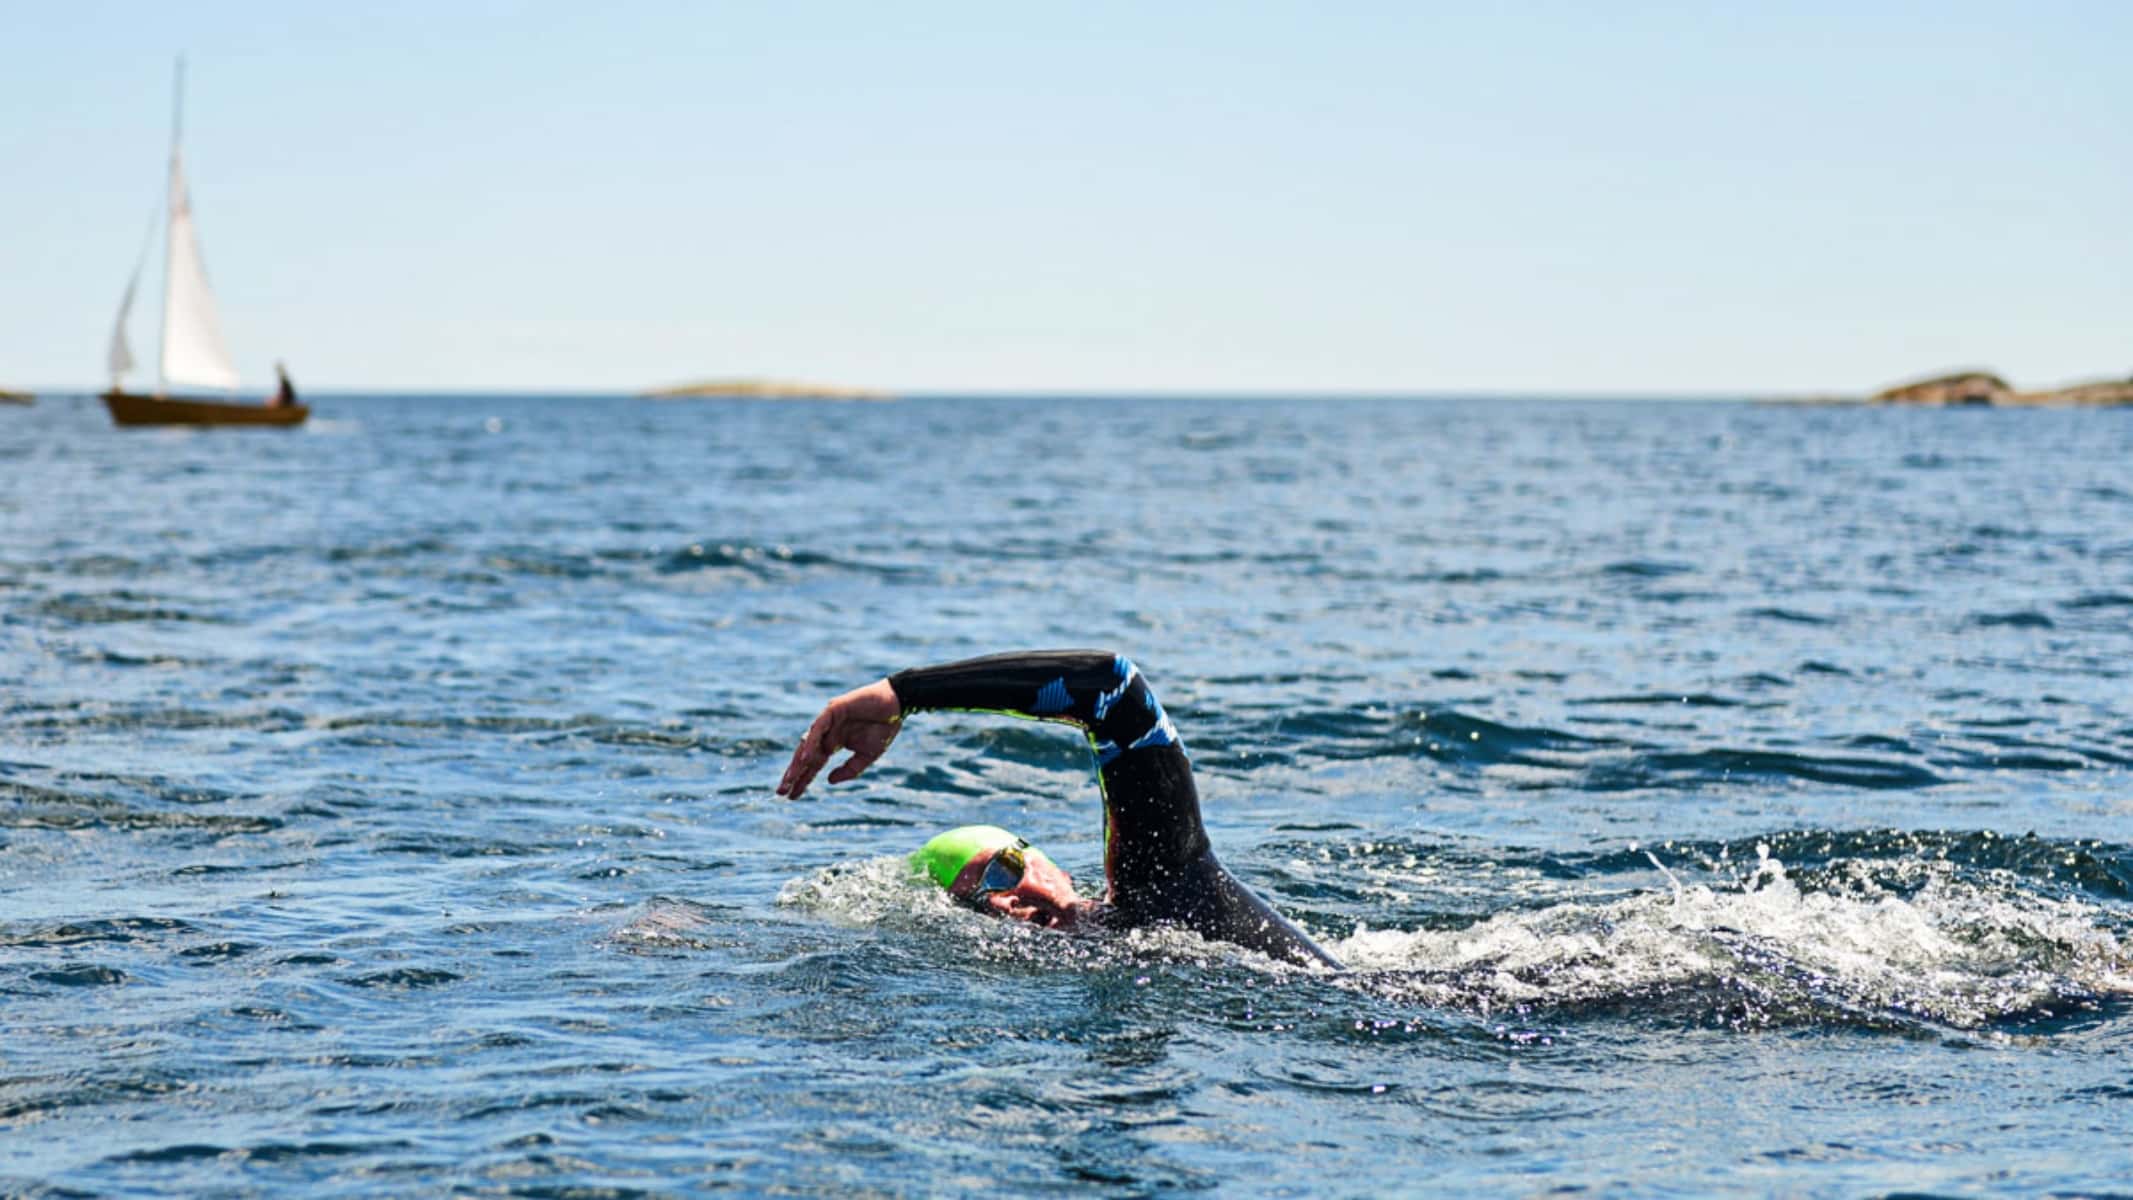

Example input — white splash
[777,855,947,928]
[1334,848,2133,1028]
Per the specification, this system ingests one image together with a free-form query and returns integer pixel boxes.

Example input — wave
[101,1138,414,1166]
[608,896,742,954]
[1744,606,1834,626]
[338,968,461,990]
[0,779,280,834]
[5,710,783,762]
[1182,702,2133,792]
[1598,560,1698,579]
[657,540,926,582]
[8,705,308,736]
[1972,610,2055,629]
[1196,707,1608,772]
[28,964,129,987]
[16,536,926,604]
[0,915,198,949]
[1568,692,1763,709]
[1586,747,1942,790]
[35,591,231,625]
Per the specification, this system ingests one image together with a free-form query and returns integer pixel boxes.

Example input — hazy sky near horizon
[3,1,2126,394]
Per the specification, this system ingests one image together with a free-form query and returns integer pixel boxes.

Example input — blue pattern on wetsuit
[1092,656,1136,721]
[1128,716,1177,751]
[1032,678,1072,715]
[1130,682,1178,749]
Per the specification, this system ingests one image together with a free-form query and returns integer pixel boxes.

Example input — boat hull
[102,391,308,427]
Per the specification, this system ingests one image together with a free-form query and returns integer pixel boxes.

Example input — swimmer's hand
[776,678,902,799]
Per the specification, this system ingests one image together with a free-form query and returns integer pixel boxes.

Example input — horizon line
[7,383,1859,402]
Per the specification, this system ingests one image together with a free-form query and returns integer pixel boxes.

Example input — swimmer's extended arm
[777,650,1204,865]
[884,650,1179,751]
[884,650,1212,879]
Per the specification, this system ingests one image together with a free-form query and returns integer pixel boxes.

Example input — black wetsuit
[888,650,1340,969]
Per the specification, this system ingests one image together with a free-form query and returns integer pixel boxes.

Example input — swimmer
[777,650,1340,969]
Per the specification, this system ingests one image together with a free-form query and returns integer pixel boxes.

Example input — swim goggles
[970,838,1031,899]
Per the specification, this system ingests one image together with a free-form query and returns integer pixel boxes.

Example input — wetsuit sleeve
[888,650,1210,878]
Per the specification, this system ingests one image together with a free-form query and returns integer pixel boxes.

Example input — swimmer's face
[952,846,1086,930]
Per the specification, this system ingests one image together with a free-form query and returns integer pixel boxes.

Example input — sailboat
[102,61,305,428]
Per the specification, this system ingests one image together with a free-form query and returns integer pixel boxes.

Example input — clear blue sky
[3,1,2126,394]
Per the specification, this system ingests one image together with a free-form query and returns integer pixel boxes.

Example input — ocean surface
[3,392,2130,1197]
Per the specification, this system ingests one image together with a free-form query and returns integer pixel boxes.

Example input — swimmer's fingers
[776,712,836,798]
[776,679,902,799]
[825,748,880,785]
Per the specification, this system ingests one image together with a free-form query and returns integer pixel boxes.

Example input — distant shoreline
[1859,370,2133,409]
[641,378,894,402]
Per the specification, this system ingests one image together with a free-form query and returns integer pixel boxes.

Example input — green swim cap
[909,824,1021,891]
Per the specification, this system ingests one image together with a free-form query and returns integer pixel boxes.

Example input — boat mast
[155,57,183,397]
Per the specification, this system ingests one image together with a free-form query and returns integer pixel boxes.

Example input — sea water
[2,393,2129,1196]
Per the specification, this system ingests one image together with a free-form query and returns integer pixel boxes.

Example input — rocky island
[642,378,893,401]
[1871,370,2133,408]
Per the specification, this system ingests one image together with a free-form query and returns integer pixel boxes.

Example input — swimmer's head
[909,824,1087,929]
[909,824,1019,892]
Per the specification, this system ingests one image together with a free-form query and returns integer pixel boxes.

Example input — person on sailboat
[269,361,297,408]
[776,650,1342,969]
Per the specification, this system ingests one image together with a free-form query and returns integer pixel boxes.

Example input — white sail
[160,148,240,390]
[108,212,155,385]
[106,267,139,382]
